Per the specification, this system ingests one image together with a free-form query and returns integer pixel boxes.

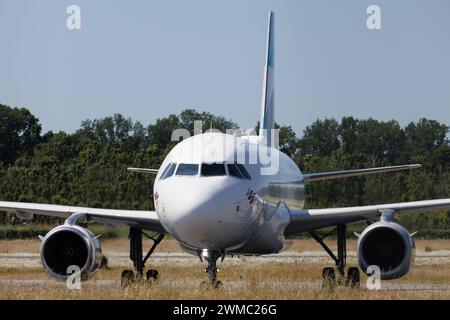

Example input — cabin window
[176,164,199,176]
[201,163,226,176]
[236,163,252,179]
[160,163,176,180]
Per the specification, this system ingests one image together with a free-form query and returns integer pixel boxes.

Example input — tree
[0,104,42,165]
[299,118,340,158]
[178,109,238,134]
[78,114,146,152]
[1,103,450,237]
[405,119,448,154]
[349,118,407,165]
[253,121,300,158]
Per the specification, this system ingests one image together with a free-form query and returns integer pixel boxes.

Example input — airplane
[1,11,450,288]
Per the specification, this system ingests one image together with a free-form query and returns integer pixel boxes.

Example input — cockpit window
[176,164,199,176]
[201,163,226,176]
[160,163,176,180]
[236,163,252,179]
[227,164,243,178]
[159,163,171,179]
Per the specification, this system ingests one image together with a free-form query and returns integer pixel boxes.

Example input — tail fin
[259,11,275,146]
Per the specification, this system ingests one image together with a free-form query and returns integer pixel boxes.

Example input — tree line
[1,103,449,236]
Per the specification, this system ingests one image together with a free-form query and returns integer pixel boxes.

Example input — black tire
[322,267,336,290]
[100,256,109,269]
[322,267,335,280]
[347,267,360,288]
[212,280,223,289]
[146,269,159,281]
[199,280,222,288]
[121,270,134,288]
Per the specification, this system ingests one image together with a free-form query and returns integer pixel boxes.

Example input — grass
[1,284,446,300]
[0,239,449,299]
[1,238,450,254]
[0,263,449,299]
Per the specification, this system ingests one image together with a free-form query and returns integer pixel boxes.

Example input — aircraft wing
[127,167,159,174]
[285,198,450,235]
[0,201,165,233]
[303,164,421,182]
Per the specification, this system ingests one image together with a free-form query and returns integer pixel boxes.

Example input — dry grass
[0,263,449,300]
[1,283,447,300]
[1,239,450,300]
[1,238,450,254]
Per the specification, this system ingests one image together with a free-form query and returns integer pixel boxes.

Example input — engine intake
[357,222,415,280]
[40,225,102,280]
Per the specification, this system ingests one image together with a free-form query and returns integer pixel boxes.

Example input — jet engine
[357,221,415,280]
[40,225,103,280]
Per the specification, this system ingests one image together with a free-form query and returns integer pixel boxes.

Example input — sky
[0,0,450,136]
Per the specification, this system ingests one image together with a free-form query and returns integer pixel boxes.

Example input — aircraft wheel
[121,270,134,288]
[322,267,336,290]
[100,256,109,269]
[146,269,159,282]
[347,267,360,288]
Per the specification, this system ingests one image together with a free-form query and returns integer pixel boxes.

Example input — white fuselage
[154,132,305,255]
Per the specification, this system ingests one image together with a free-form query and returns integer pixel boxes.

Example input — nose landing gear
[120,227,164,287]
[201,250,224,288]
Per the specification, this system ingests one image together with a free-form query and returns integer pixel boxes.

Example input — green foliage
[0,103,450,238]
[0,106,239,213]
[300,117,450,209]
[0,224,123,240]
[0,104,42,165]
[0,225,50,240]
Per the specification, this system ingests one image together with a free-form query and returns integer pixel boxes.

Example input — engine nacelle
[357,221,415,280]
[40,225,103,280]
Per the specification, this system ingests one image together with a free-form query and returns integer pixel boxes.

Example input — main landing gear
[120,227,164,287]
[310,224,360,289]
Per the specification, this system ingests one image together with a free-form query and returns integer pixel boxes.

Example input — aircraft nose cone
[157,178,253,250]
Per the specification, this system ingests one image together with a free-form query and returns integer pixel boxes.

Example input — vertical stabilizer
[259,11,275,146]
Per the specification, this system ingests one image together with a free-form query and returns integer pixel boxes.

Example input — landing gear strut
[310,224,360,288]
[121,227,164,287]
[201,250,223,288]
